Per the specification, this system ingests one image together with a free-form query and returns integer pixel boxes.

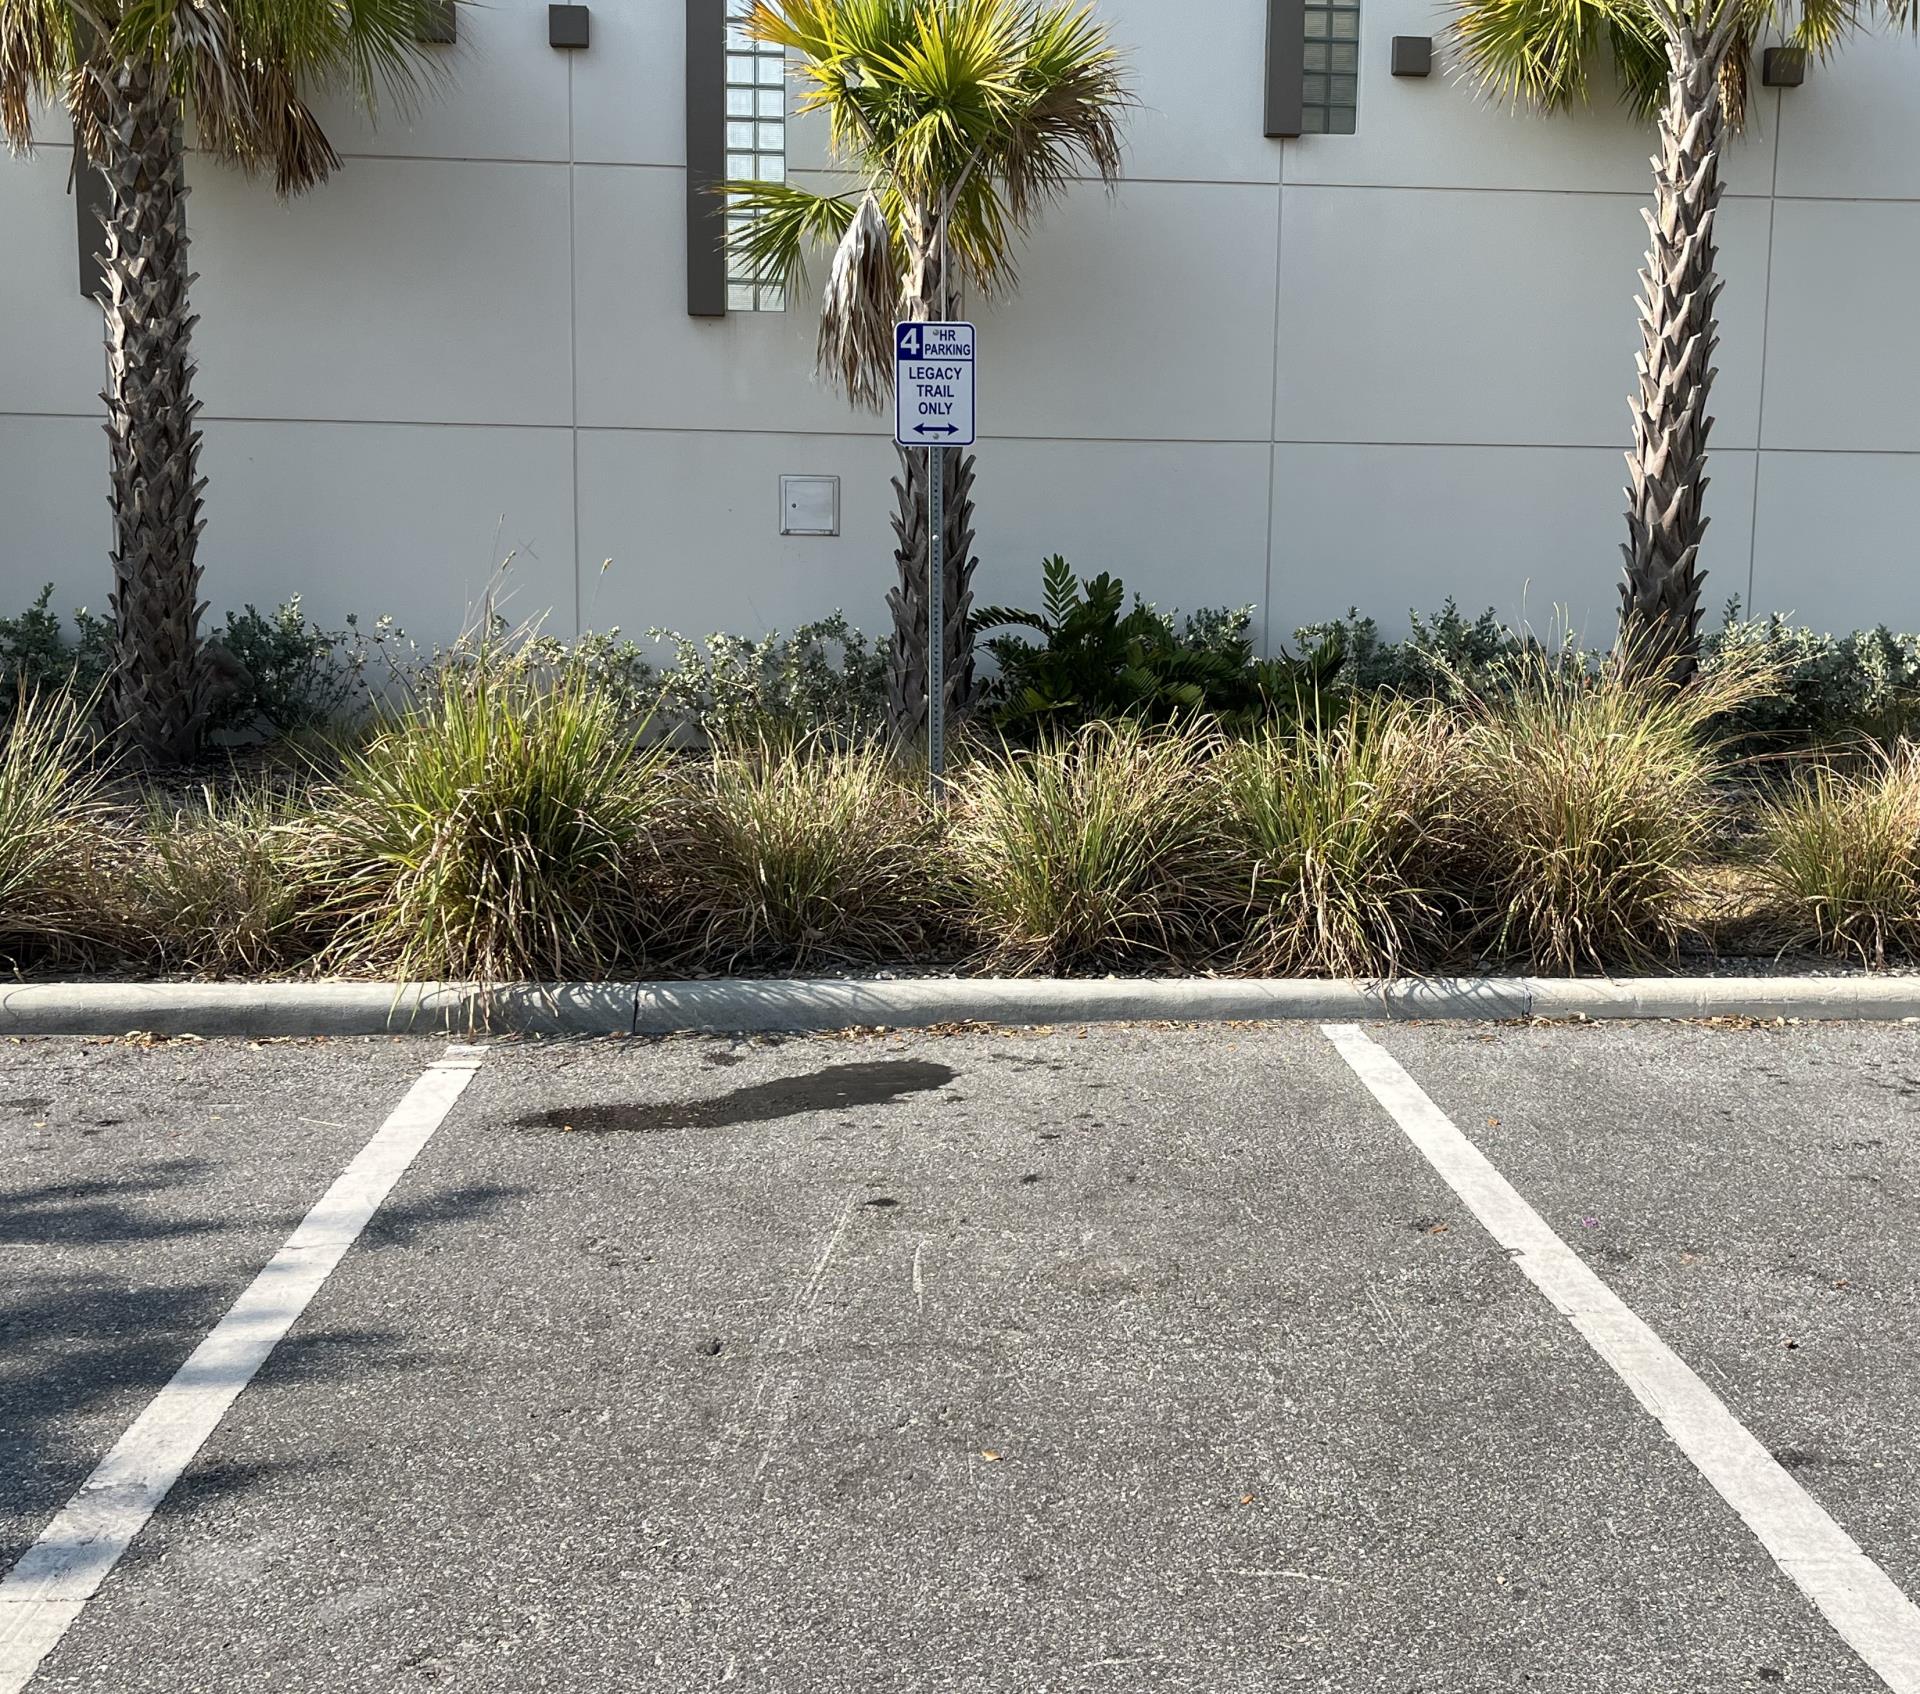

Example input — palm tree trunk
[1619,20,1729,685]
[886,443,977,742]
[885,211,976,744]
[97,60,209,763]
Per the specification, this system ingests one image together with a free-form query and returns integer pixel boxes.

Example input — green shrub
[1296,600,1534,703]
[0,587,398,741]
[972,556,1332,736]
[1703,605,1920,753]
[1756,747,1920,964]
[950,721,1230,972]
[1220,702,1466,976]
[210,599,390,739]
[518,626,659,723]
[648,614,889,743]
[1457,654,1765,970]
[1300,597,1920,751]
[0,689,117,966]
[0,588,113,717]
[133,783,322,976]
[663,739,946,969]
[311,651,667,982]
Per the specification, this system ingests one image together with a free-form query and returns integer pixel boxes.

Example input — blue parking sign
[894,322,977,448]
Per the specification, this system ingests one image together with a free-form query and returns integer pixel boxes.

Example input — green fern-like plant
[971,557,1343,737]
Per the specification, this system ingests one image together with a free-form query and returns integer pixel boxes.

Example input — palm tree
[1,0,448,761]
[1452,0,1914,682]
[723,0,1129,743]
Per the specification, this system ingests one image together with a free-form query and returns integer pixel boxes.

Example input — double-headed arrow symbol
[914,423,960,437]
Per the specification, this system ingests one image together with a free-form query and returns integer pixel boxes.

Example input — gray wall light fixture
[1390,35,1432,76]
[73,131,109,301]
[686,0,728,317]
[548,4,588,49]
[1264,0,1306,137]
[1762,45,1806,85]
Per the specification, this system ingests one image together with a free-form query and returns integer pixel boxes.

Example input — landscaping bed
[7,618,1920,989]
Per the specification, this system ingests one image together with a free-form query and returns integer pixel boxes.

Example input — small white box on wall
[780,475,840,536]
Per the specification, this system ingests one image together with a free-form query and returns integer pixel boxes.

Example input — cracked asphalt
[2,1019,1917,1692]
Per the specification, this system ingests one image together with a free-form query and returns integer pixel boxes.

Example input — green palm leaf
[726,0,1130,402]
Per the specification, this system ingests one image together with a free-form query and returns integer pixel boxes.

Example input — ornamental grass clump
[0,689,117,966]
[1458,652,1766,971]
[312,655,666,983]
[664,738,947,969]
[950,722,1229,973]
[1756,747,1920,965]
[134,782,321,976]
[1220,702,1466,977]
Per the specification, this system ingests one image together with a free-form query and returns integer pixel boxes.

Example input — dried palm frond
[819,190,900,411]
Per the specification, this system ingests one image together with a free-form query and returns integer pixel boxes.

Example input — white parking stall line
[1323,1022,1920,1693]
[0,1044,489,1693]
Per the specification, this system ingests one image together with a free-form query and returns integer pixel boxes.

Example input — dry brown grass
[0,690,127,970]
[949,721,1231,973]
[1454,654,1769,971]
[307,656,669,983]
[1220,701,1469,977]
[1755,745,1920,965]
[660,738,948,970]
[129,782,324,976]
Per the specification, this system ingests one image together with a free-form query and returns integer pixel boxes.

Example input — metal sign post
[927,441,945,784]
[895,321,977,794]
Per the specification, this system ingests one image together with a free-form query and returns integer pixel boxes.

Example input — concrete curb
[1,975,1917,1038]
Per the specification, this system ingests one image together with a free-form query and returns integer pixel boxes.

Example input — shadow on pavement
[0,1160,230,1247]
[515,1058,959,1136]
[0,1161,524,1566]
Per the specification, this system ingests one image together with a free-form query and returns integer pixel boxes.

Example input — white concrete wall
[2,0,1917,655]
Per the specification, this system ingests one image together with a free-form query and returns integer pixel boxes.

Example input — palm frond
[1603,8,1670,117]
[736,0,1130,333]
[1720,18,1753,128]
[817,189,898,409]
[943,164,1016,294]
[0,0,82,150]
[1450,0,1619,110]
[1789,0,1865,54]
[1447,0,1884,130]
[228,0,447,114]
[721,177,863,293]
[997,2,1128,222]
[77,0,451,191]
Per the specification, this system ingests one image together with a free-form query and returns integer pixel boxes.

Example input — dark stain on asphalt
[0,1097,52,1114]
[1868,1075,1920,1099]
[520,1060,958,1135]
[1774,1446,1848,1472]
[862,1196,900,1209]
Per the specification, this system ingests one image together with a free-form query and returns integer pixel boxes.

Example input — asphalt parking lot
[2,1019,1918,1692]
